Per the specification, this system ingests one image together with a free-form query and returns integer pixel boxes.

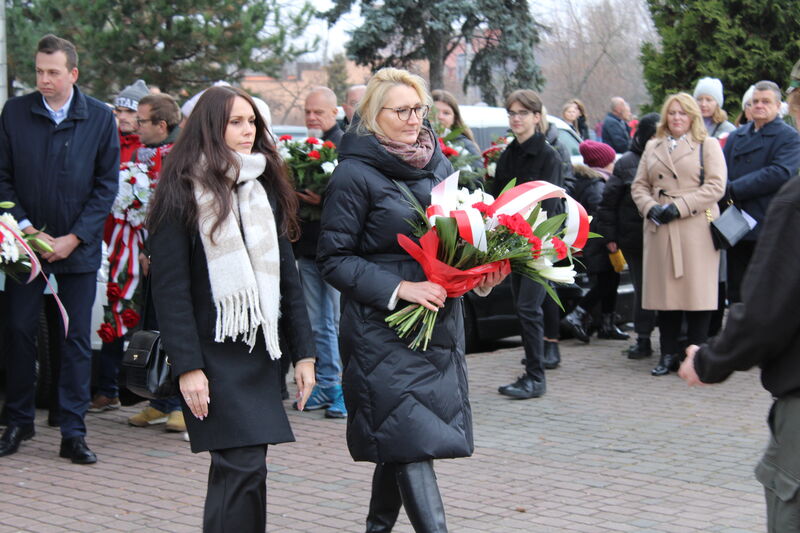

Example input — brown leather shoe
[88,395,121,413]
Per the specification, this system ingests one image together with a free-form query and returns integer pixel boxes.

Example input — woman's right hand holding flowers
[398,281,447,312]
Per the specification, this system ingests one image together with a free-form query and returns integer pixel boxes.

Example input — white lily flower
[538,265,576,284]
[487,162,496,177]
[321,161,336,175]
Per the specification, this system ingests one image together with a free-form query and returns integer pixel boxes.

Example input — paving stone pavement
[0,336,771,532]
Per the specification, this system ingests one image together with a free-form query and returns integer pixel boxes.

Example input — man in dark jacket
[597,113,660,358]
[601,97,632,153]
[679,175,800,533]
[723,80,800,303]
[0,35,119,463]
[292,86,346,418]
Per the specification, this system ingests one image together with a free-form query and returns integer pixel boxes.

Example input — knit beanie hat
[115,80,149,111]
[742,85,756,110]
[579,140,616,168]
[693,77,724,108]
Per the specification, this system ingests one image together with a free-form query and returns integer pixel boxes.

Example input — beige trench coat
[631,135,727,311]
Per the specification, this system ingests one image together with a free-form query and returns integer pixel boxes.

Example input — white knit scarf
[193,152,282,358]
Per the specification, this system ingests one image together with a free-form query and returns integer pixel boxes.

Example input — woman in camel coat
[631,92,727,376]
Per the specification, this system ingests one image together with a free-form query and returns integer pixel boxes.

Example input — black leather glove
[656,203,680,224]
[647,204,664,223]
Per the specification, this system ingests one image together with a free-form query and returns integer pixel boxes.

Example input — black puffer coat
[596,150,645,252]
[572,164,612,273]
[317,127,473,464]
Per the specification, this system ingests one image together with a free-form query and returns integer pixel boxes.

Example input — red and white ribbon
[424,174,590,253]
[107,219,145,337]
[0,220,70,337]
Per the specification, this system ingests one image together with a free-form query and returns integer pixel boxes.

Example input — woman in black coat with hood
[596,112,661,358]
[317,68,504,533]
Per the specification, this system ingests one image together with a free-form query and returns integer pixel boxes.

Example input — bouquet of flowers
[111,162,154,230]
[0,201,69,332]
[482,135,513,180]
[98,161,161,343]
[437,131,483,190]
[0,202,52,280]
[277,135,338,221]
[385,173,590,350]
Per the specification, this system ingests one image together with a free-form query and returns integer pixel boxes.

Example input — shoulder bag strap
[699,140,705,186]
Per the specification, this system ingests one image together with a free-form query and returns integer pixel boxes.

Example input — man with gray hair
[723,80,800,303]
[602,96,632,153]
[292,86,346,418]
[341,84,366,129]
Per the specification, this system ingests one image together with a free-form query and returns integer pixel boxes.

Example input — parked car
[458,105,584,165]
[463,270,635,353]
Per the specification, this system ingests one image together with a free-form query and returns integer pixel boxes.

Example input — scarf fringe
[214,287,281,357]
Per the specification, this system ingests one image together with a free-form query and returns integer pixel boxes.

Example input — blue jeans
[151,396,181,413]
[296,257,342,388]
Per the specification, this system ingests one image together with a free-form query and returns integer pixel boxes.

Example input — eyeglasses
[507,110,535,119]
[381,105,430,121]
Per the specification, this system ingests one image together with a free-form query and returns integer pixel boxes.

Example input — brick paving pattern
[0,337,770,532]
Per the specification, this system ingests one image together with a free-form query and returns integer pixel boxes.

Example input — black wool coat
[316,127,474,464]
[149,184,315,453]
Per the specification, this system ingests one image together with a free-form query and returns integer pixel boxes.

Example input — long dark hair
[148,86,299,241]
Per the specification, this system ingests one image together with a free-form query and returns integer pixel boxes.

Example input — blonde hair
[356,68,432,137]
[656,92,708,142]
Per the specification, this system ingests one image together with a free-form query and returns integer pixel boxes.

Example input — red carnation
[106,282,122,303]
[121,308,141,328]
[279,134,293,141]
[97,323,117,343]
[132,199,143,209]
[530,235,543,258]
[322,140,335,149]
[552,237,568,261]
[443,145,459,158]
[129,177,137,184]
[305,137,320,145]
[472,202,494,217]
[307,150,321,160]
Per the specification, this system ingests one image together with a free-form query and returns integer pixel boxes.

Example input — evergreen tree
[641,0,800,112]
[326,52,350,102]
[7,0,317,100]
[322,0,543,105]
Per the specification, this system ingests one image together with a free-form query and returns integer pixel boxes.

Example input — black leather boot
[651,353,680,376]
[395,461,448,533]
[366,463,402,532]
[543,341,561,370]
[560,306,590,343]
[597,313,630,340]
[0,424,35,457]
[625,337,652,359]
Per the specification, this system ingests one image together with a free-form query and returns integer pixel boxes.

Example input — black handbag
[122,329,177,400]
[699,143,750,250]
[120,273,177,400]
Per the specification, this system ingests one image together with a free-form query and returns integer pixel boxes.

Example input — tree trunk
[427,37,446,91]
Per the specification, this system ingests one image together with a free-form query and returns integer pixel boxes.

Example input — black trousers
[204,444,269,533]
[541,293,560,340]
[657,310,711,355]
[511,274,546,381]
[621,245,656,337]
[580,270,620,314]
[4,272,96,437]
[727,239,756,304]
